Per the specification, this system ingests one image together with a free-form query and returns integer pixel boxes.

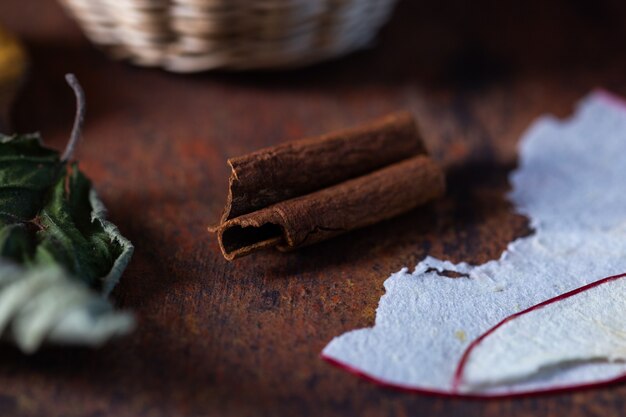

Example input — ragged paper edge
[453,272,626,394]
[322,90,626,398]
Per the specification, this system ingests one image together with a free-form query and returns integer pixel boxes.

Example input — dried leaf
[0,133,134,353]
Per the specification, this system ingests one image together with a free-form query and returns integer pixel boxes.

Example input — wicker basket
[59,0,399,72]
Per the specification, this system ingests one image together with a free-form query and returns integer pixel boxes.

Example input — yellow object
[0,27,26,83]
[0,26,27,131]
[455,330,467,343]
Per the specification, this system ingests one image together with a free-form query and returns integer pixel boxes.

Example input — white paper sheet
[322,91,626,396]
[458,273,626,392]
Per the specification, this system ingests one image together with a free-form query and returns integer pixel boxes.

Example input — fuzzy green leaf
[0,133,134,352]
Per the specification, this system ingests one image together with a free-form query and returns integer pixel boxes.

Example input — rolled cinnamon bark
[211,112,445,261]
[221,112,426,222]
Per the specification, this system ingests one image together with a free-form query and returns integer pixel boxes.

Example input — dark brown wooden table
[1,0,626,415]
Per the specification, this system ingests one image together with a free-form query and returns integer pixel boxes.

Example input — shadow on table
[192,0,626,93]
[15,0,626,136]
[258,158,531,278]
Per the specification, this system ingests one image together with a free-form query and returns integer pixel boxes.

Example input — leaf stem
[61,73,86,162]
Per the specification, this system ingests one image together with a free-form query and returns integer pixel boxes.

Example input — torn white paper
[457,273,626,392]
[322,91,626,396]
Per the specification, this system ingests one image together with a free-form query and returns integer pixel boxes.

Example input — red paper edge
[453,272,626,392]
[322,91,626,398]
[593,88,626,112]
[322,272,626,399]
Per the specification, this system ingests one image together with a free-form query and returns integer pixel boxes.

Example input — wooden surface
[1,0,626,416]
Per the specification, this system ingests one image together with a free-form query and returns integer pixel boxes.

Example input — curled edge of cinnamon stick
[210,112,445,261]
[220,111,426,223]
[218,155,444,260]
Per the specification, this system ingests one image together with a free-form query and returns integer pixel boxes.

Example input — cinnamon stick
[211,112,445,261]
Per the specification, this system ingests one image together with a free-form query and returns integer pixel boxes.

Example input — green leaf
[0,134,61,225]
[0,132,134,352]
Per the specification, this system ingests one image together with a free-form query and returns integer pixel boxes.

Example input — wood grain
[1,0,626,416]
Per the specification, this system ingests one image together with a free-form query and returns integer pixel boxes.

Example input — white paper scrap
[322,91,626,396]
[457,273,626,392]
